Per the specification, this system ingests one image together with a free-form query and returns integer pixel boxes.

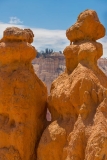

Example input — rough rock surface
[66,9,105,43]
[0,27,34,43]
[37,9,107,160]
[0,27,47,160]
[33,55,107,94]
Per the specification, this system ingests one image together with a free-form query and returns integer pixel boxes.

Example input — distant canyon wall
[33,53,107,93]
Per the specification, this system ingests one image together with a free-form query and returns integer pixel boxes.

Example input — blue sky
[0,0,107,56]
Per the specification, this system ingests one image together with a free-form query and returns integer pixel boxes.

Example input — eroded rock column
[37,9,107,160]
[0,27,47,160]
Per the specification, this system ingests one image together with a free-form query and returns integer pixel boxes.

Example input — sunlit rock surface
[37,9,107,160]
[0,27,47,160]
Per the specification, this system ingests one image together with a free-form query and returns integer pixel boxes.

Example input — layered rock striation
[0,27,47,160]
[37,10,107,160]
[33,53,65,93]
[98,58,107,75]
[33,55,107,94]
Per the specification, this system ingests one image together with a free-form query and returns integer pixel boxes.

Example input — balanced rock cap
[1,27,34,43]
[0,27,37,65]
[66,9,105,42]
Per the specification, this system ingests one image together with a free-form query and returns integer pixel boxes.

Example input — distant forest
[37,48,62,58]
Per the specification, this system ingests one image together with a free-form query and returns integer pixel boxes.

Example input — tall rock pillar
[37,10,107,160]
[0,27,47,160]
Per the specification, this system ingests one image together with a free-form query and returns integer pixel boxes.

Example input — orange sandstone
[0,27,47,160]
[63,44,79,74]
[66,9,105,43]
[37,10,107,160]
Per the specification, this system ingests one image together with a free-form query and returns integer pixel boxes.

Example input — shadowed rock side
[0,27,47,160]
[37,10,107,160]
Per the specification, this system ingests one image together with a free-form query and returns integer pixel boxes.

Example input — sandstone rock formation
[0,27,47,160]
[37,9,107,160]
[33,55,107,95]
[66,9,105,43]
[33,53,65,93]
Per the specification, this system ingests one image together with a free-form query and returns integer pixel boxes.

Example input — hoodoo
[37,10,107,160]
[0,27,47,160]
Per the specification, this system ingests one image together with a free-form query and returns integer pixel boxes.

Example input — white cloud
[0,21,107,56]
[0,22,69,52]
[9,17,23,24]
[32,28,69,51]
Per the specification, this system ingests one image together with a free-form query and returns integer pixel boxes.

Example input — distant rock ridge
[33,54,107,93]
[98,58,107,75]
[33,53,65,93]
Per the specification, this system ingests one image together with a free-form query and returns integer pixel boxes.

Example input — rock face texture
[66,9,105,43]
[0,27,47,160]
[33,55,107,94]
[33,53,65,93]
[37,10,107,160]
[98,58,107,76]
